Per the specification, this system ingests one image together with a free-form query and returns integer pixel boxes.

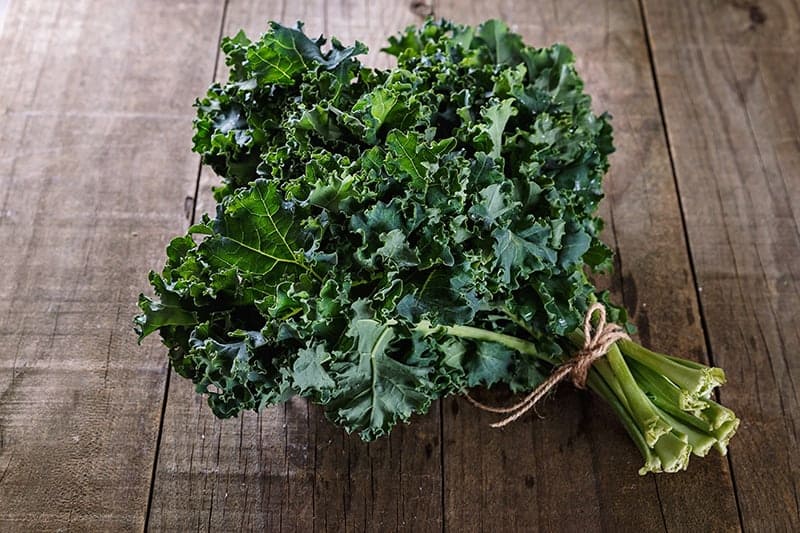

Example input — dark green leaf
[325,319,434,439]
[199,179,319,285]
[293,344,335,398]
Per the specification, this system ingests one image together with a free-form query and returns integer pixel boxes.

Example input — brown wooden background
[1,0,798,531]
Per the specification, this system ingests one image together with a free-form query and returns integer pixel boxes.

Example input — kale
[136,19,738,473]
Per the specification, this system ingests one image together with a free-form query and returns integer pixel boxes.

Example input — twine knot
[465,302,630,428]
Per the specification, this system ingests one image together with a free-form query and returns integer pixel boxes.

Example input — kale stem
[629,359,707,412]
[711,419,740,455]
[592,359,630,411]
[617,339,726,398]
[566,330,630,408]
[655,407,716,457]
[652,431,691,472]
[586,370,661,474]
[413,320,559,365]
[697,399,737,430]
[605,344,672,446]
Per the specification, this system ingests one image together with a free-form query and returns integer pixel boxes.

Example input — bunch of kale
[137,19,737,473]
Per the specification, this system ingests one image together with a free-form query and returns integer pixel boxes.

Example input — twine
[465,303,630,428]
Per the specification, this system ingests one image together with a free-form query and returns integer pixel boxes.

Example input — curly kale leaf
[325,319,434,440]
[244,22,367,85]
[196,179,321,285]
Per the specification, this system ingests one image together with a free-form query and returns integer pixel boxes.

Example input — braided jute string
[465,303,630,428]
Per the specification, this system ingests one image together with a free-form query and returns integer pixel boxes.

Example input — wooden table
[1,0,798,531]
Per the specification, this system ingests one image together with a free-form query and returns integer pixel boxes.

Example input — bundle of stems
[580,338,738,473]
[420,312,739,474]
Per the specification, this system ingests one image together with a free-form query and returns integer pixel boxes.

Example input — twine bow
[466,302,630,428]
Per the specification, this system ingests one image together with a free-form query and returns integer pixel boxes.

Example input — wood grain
[435,0,741,531]
[0,0,224,530]
[642,0,800,528]
[147,2,443,531]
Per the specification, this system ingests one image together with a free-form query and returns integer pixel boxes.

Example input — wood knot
[749,4,766,26]
[409,0,433,17]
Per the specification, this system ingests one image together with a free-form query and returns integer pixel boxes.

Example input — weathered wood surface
[0,0,225,530]
[0,0,798,530]
[642,0,800,529]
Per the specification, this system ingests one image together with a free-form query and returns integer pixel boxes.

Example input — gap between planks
[635,0,745,529]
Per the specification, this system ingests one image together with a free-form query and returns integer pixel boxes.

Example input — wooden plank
[147,2,444,531]
[0,0,224,531]
[436,0,741,530]
[642,0,800,528]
